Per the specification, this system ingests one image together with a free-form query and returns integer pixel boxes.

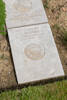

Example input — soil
[0,35,17,89]
[0,0,67,89]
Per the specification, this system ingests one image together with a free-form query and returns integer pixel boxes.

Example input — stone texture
[8,23,64,84]
[4,0,48,29]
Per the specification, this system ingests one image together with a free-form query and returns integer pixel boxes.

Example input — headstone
[8,23,64,84]
[4,0,48,29]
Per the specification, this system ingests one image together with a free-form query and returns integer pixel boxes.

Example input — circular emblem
[13,0,32,12]
[24,43,45,60]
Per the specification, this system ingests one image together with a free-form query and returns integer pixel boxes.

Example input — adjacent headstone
[4,0,48,29]
[8,23,64,84]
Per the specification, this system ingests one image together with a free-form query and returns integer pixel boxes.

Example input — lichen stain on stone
[24,43,45,60]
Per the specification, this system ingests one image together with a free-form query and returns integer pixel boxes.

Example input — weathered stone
[4,0,48,29]
[8,23,64,84]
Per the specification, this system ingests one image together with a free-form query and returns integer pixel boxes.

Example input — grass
[53,24,67,45]
[63,29,67,45]
[44,0,49,8]
[0,80,67,100]
[0,0,6,35]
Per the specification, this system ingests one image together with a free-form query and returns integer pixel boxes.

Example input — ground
[0,35,17,88]
[0,80,67,100]
[0,0,67,99]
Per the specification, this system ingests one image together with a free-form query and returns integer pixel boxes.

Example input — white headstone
[4,0,48,29]
[8,23,64,84]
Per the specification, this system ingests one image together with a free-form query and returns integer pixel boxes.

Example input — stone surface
[8,23,64,84]
[4,0,48,29]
